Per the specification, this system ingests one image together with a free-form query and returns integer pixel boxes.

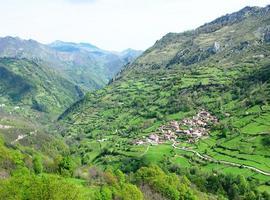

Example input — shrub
[33,155,43,174]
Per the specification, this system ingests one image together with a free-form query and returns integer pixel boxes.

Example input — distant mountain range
[0,36,142,90]
[0,5,270,200]
[0,36,142,119]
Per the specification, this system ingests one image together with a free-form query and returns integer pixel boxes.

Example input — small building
[135,140,144,145]
[149,134,159,143]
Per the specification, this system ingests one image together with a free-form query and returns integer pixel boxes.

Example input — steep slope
[60,5,270,195]
[0,37,141,90]
[49,41,142,89]
[118,48,143,63]
[0,57,83,120]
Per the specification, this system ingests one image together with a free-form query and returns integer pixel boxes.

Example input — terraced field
[60,6,270,195]
[61,57,270,191]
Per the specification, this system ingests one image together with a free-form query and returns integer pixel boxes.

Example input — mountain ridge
[0,36,142,90]
[0,57,83,120]
[0,4,270,200]
[59,5,270,195]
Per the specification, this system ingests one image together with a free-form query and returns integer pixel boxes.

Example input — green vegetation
[171,165,270,200]
[0,57,83,121]
[0,139,199,200]
[135,165,197,200]
[1,5,270,200]
[59,5,270,198]
[0,37,142,91]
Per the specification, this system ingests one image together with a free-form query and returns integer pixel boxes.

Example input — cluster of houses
[134,110,218,145]
[0,124,12,129]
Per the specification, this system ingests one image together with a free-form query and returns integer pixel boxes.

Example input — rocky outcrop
[197,6,270,34]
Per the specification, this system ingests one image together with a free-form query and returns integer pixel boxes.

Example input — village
[135,110,218,145]
[0,124,12,129]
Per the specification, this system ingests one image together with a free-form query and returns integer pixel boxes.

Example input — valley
[0,4,270,200]
[59,5,270,198]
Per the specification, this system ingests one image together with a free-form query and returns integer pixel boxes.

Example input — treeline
[1,130,270,200]
[169,164,270,200]
[0,163,199,200]
[0,136,196,200]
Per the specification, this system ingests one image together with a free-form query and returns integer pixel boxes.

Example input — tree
[115,169,125,185]
[134,165,197,200]
[58,156,75,177]
[262,135,270,146]
[230,183,240,200]
[100,186,112,200]
[0,174,89,200]
[244,191,256,200]
[237,175,248,194]
[33,155,43,174]
[122,184,144,200]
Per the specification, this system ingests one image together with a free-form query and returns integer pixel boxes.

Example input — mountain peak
[49,40,100,52]
[197,5,269,34]
[0,36,24,44]
[121,48,143,55]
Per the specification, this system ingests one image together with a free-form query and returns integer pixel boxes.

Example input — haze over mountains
[0,36,142,90]
[0,36,142,119]
[0,4,270,200]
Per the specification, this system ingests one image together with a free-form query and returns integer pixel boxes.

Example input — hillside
[0,57,83,120]
[60,5,270,197]
[48,41,142,89]
[0,37,142,90]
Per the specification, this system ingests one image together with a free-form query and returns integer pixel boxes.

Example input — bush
[262,135,270,146]
[33,155,43,174]
[58,156,76,177]
[0,173,89,200]
[134,165,197,200]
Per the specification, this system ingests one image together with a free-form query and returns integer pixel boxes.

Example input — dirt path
[172,141,270,176]
[140,145,150,156]
[11,134,27,144]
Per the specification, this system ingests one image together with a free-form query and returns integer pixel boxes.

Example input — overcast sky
[0,0,269,51]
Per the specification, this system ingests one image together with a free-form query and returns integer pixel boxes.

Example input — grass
[142,144,173,163]
[0,58,83,123]
[59,12,270,194]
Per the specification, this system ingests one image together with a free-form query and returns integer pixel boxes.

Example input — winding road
[172,141,270,176]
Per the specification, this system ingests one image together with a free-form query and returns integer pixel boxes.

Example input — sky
[0,0,269,51]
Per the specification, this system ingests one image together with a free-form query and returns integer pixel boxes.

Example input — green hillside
[0,57,83,120]
[0,5,269,200]
[0,37,142,90]
[59,5,270,198]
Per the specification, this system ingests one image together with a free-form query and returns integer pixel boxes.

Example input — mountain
[59,5,270,197]
[49,40,101,52]
[0,57,83,121]
[0,37,142,90]
[1,5,270,200]
[118,48,143,63]
[0,40,145,199]
[0,57,84,199]
[49,41,142,86]
[0,37,142,120]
